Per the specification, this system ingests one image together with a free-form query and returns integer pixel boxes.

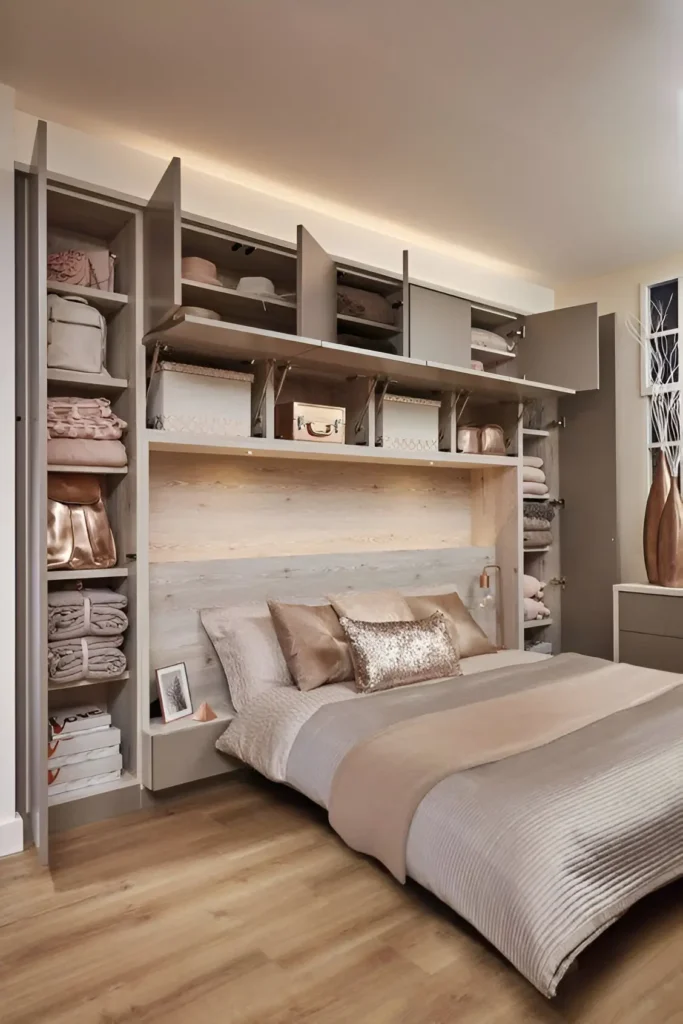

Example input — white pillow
[200,604,293,712]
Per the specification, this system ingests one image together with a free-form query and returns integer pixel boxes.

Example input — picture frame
[156,662,193,723]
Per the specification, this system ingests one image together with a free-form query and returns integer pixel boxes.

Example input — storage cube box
[376,393,441,451]
[148,361,254,436]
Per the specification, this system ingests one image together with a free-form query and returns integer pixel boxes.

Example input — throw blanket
[47,397,126,440]
[524,501,555,524]
[47,588,128,640]
[47,438,127,467]
[524,515,551,531]
[524,529,552,547]
[328,657,683,884]
[48,635,126,684]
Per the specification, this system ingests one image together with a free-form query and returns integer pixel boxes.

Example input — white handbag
[47,295,108,375]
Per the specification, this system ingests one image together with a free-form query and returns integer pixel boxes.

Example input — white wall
[556,257,683,584]
[0,85,22,857]
[14,110,554,316]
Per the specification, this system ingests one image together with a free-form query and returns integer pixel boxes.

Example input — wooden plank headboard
[149,546,495,708]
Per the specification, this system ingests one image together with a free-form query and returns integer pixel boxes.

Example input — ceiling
[2,0,683,283]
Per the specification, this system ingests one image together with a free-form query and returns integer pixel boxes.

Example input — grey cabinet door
[409,284,471,365]
[297,225,336,342]
[518,302,599,391]
[27,121,49,864]
[401,250,410,357]
[143,157,181,332]
[559,314,618,659]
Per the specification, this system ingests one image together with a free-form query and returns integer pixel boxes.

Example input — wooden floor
[1,777,683,1024]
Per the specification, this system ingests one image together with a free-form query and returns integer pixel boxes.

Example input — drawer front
[619,591,683,640]
[619,630,683,673]
[147,720,239,791]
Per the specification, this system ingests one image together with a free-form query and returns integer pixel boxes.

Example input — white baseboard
[0,813,24,857]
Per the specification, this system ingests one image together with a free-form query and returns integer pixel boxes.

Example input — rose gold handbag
[47,249,116,292]
[47,474,116,570]
[456,425,480,454]
[480,424,506,455]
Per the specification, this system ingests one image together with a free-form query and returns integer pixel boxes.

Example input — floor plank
[1,776,682,1023]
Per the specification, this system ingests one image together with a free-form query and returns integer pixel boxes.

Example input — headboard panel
[149,546,494,709]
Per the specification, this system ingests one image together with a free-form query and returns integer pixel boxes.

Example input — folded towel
[523,482,549,496]
[524,597,551,621]
[47,438,127,468]
[524,502,555,523]
[524,516,552,531]
[523,574,545,599]
[48,636,126,684]
[524,530,553,548]
[523,456,544,469]
[48,592,128,641]
[523,466,546,484]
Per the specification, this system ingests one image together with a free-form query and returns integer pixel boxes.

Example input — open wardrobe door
[517,302,599,391]
[296,225,336,343]
[143,156,181,332]
[25,120,49,864]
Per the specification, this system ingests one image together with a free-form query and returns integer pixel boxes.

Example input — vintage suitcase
[275,402,346,443]
[147,361,254,436]
[376,393,440,451]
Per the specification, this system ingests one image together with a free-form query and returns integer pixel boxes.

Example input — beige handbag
[47,474,116,570]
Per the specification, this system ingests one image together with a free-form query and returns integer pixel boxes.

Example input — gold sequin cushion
[338,611,462,694]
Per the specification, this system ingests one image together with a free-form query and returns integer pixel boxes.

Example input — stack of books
[48,704,122,803]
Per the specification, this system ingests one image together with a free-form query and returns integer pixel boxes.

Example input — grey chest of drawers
[614,584,683,670]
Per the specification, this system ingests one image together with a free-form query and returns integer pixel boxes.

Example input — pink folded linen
[523,482,549,496]
[47,438,127,467]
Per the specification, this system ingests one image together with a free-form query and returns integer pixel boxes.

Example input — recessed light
[247,450,253,455]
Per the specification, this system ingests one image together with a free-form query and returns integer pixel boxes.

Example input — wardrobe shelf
[337,313,399,340]
[47,369,128,393]
[523,494,550,501]
[47,280,129,315]
[48,770,139,808]
[522,428,550,438]
[47,465,128,475]
[144,316,576,401]
[47,567,129,581]
[471,344,516,369]
[523,619,553,630]
[145,430,519,470]
[524,547,550,554]
[48,672,130,693]
[181,279,296,333]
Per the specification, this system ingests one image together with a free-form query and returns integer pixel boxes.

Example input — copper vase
[657,476,683,587]
[644,452,671,584]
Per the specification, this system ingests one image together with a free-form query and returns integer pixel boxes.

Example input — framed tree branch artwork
[156,663,193,723]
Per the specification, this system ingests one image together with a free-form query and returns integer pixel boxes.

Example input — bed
[211,634,683,998]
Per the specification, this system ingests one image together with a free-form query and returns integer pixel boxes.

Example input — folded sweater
[523,466,546,484]
[523,455,544,469]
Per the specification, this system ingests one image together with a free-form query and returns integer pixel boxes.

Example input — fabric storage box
[275,402,346,443]
[148,361,254,436]
[376,393,441,452]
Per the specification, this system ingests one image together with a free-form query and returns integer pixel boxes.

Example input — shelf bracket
[375,379,391,416]
[273,361,292,404]
[354,376,378,436]
[547,416,566,430]
[549,498,565,508]
[548,576,567,588]
[145,341,162,399]
[251,359,276,434]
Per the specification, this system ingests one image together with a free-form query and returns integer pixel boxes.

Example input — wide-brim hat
[182,256,221,287]
[236,276,277,300]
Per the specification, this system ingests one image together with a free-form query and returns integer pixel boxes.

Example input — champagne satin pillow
[329,589,414,623]
[339,612,461,694]
[268,601,354,691]
[406,591,495,658]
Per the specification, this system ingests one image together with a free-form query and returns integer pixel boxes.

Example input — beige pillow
[339,612,461,693]
[328,588,414,623]
[268,601,353,691]
[406,591,495,658]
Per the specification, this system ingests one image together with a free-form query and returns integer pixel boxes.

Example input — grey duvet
[284,654,683,995]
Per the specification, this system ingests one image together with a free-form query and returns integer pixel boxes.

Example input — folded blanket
[523,455,543,469]
[524,502,555,524]
[47,397,127,440]
[523,466,546,484]
[48,636,126,684]
[47,438,127,468]
[524,530,553,548]
[48,588,128,640]
[524,597,551,621]
[524,516,551,531]
[523,482,549,496]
